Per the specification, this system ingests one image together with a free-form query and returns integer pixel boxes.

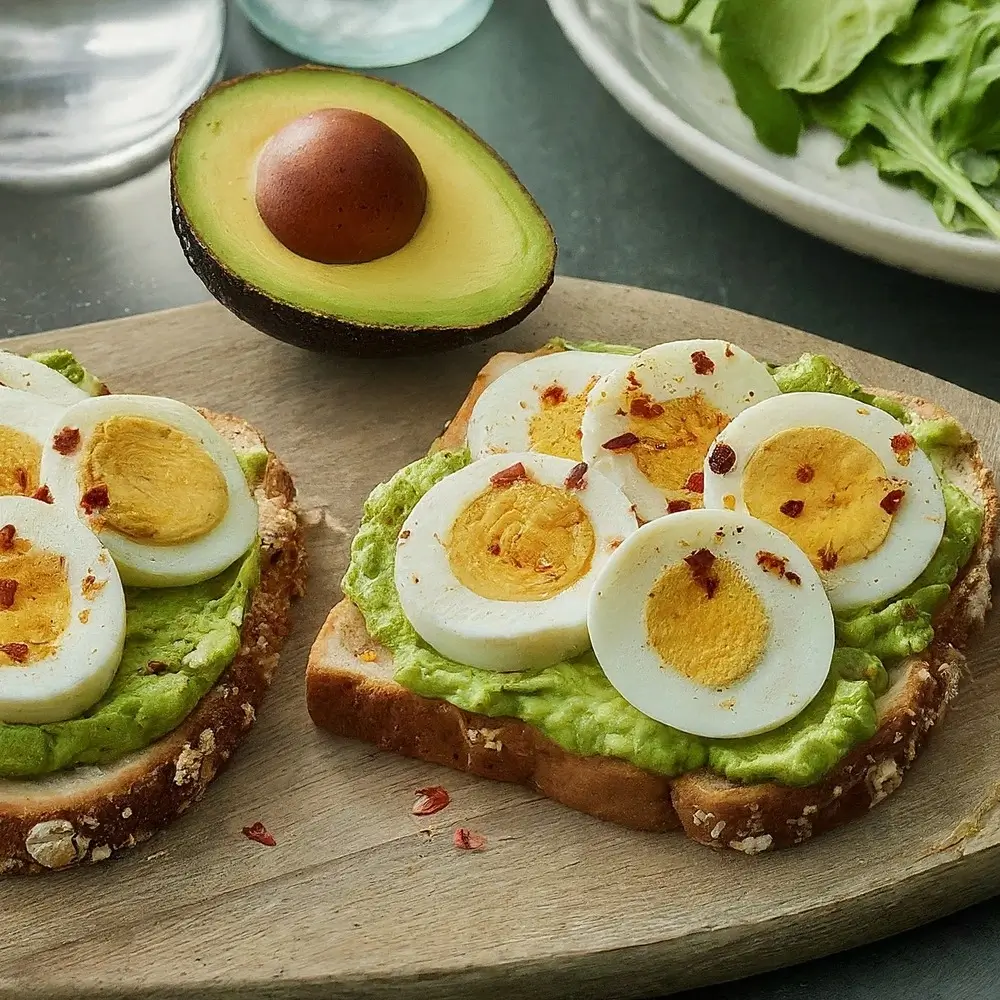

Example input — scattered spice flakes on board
[412,785,451,817]
[242,822,277,847]
[453,828,487,851]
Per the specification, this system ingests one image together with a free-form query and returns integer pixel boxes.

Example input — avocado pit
[254,107,427,265]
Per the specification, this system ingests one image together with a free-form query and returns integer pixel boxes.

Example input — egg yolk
[0,543,71,665]
[626,390,728,504]
[528,380,596,461]
[82,416,229,545]
[742,427,895,570]
[646,556,769,688]
[448,480,595,601]
[0,427,40,497]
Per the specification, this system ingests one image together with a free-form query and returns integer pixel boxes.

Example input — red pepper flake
[81,574,106,600]
[453,828,486,851]
[602,431,640,452]
[756,551,787,578]
[724,344,735,358]
[540,383,567,407]
[683,471,704,494]
[0,579,17,609]
[691,350,715,375]
[0,525,14,551]
[779,499,805,518]
[52,426,81,455]
[818,543,839,571]
[31,485,53,504]
[684,548,718,598]
[626,371,641,390]
[707,443,736,475]
[80,484,110,514]
[489,463,527,488]
[575,428,583,439]
[144,660,170,675]
[785,571,802,586]
[242,822,276,847]
[564,462,588,491]
[890,433,916,467]
[880,488,905,515]
[629,394,665,419]
[14,468,28,494]
[667,499,692,514]
[399,530,410,540]
[412,786,451,817]
[487,542,501,556]
[796,465,815,484]
[0,642,28,663]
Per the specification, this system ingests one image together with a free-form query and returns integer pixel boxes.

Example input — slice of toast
[306,351,997,851]
[0,411,306,873]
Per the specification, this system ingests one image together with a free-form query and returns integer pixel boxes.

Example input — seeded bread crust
[0,412,305,873]
[306,352,996,852]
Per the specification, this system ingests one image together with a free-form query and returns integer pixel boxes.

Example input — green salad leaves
[650,0,1000,237]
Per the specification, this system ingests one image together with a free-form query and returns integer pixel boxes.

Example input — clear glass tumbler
[235,0,494,68]
[0,0,225,190]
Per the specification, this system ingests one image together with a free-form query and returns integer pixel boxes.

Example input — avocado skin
[169,68,557,358]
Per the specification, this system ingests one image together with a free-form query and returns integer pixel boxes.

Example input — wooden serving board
[2,277,999,1000]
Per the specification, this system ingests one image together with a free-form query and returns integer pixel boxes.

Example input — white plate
[546,0,1000,290]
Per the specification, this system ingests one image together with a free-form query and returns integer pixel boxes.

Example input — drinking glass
[234,0,494,68]
[0,0,225,190]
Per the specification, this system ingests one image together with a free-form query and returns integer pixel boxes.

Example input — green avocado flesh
[343,345,983,787]
[172,67,556,333]
[0,352,268,780]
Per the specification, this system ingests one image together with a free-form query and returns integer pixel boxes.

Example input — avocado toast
[0,351,305,873]
[307,340,996,852]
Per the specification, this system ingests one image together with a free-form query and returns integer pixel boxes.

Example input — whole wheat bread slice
[0,411,306,873]
[306,350,997,852]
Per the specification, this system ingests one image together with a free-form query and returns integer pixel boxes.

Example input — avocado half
[170,67,557,356]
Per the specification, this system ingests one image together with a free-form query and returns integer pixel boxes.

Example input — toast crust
[307,351,997,852]
[0,411,306,873]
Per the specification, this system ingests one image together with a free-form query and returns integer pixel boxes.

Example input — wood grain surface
[1,277,998,1000]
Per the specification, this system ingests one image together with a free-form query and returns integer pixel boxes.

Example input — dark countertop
[2,1,998,997]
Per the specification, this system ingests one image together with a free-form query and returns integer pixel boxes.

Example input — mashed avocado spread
[0,352,268,779]
[343,342,983,787]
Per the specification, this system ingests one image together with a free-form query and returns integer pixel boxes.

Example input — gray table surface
[3,2,998,997]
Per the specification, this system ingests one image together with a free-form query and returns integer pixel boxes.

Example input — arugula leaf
[812,59,1000,236]
[713,0,919,94]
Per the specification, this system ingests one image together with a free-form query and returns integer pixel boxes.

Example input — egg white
[0,386,68,477]
[701,391,946,610]
[395,452,638,672]
[581,339,780,522]
[467,350,629,458]
[0,496,126,724]
[0,351,89,405]
[40,395,259,588]
[588,508,834,739]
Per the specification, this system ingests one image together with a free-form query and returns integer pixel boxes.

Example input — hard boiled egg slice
[396,452,638,671]
[0,350,89,405]
[40,395,258,588]
[0,496,126,723]
[581,340,779,522]
[701,391,946,610]
[467,351,629,461]
[0,386,66,499]
[588,508,834,738]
